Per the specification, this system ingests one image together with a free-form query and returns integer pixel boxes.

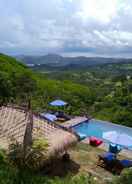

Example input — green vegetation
[0,148,98,184]
[8,138,49,170]
[111,169,132,184]
[0,53,37,103]
[0,53,94,115]
[44,63,132,127]
[1,53,132,184]
[0,143,132,184]
[0,53,132,127]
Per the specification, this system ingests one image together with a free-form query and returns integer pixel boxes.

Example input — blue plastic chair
[109,144,122,154]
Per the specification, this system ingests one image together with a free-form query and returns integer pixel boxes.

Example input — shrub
[0,149,7,164]
[8,138,49,170]
[111,168,132,184]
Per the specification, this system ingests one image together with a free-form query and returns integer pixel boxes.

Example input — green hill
[0,54,93,114]
[0,53,26,70]
[0,54,35,102]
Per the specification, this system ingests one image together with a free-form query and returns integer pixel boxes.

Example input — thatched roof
[33,116,77,157]
[0,105,78,157]
[0,105,28,144]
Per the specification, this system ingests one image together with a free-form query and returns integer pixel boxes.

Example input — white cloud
[78,0,119,23]
[0,0,132,56]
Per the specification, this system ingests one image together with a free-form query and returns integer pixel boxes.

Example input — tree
[14,71,37,101]
[0,71,13,103]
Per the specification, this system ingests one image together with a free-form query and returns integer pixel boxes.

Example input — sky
[0,0,132,57]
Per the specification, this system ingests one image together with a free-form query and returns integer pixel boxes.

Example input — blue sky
[0,0,132,57]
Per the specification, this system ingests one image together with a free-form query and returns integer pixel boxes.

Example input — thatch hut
[0,105,78,159]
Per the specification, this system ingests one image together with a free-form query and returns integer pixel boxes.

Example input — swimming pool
[72,119,132,148]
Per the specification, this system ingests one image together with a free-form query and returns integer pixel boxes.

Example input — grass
[0,148,97,184]
[69,143,116,184]
[0,141,130,184]
[38,142,115,183]
[0,142,111,184]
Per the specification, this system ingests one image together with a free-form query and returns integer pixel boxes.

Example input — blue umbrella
[49,99,67,107]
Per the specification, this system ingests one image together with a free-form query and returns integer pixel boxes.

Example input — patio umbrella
[40,113,57,122]
[103,131,132,148]
[49,99,68,107]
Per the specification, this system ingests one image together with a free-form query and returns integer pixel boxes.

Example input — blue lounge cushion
[120,159,132,167]
[101,152,116,162]
[40,113,57,122]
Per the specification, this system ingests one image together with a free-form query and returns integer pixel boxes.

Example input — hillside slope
[0,54,93,114]
[1,53,132,127]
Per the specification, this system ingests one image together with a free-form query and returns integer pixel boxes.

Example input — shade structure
[103,131,132,148]
[40,113,57,122]
[0,105,78,162]
[49,100,67,107]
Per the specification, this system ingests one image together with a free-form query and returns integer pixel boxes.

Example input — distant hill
[16,54,64,66]
[16,54,132,69]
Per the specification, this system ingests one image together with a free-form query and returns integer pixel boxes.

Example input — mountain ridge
[16,54,132,67]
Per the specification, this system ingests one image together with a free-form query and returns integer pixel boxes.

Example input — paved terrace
[62,116,88,128]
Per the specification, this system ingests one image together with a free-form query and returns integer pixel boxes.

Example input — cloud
[0,0,132,57]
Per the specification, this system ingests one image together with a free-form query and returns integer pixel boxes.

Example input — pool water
[72,119,132,148]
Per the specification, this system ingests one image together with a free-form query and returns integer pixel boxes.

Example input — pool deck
[82,137,132,159]
[62,117,132,159]
[62,116,88,128]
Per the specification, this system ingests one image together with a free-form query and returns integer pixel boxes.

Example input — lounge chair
[55,111,70,121]
[97,152,117,170]
[113,159,132,174]
[40,113,57,122]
